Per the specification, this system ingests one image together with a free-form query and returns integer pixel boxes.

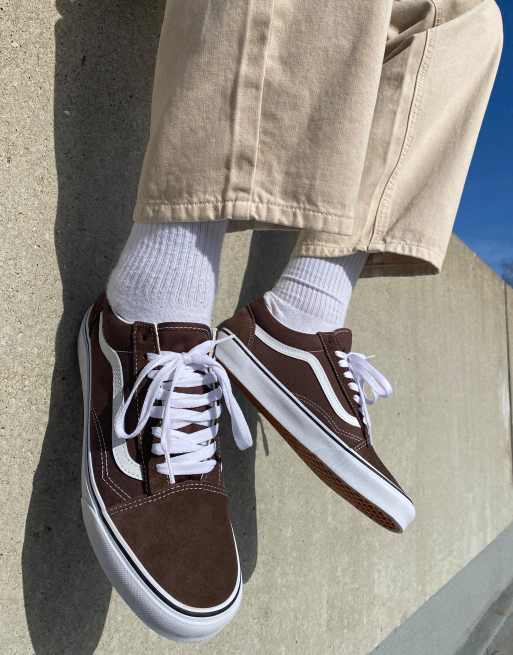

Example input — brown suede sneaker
[78,295,251,641]
[216,297,415,533]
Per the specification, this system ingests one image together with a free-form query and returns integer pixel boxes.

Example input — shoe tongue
[157,322,212,353]
[330,328,353,353]
[150,322,216,488]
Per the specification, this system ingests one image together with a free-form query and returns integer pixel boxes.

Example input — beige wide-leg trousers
[133,0,502,277]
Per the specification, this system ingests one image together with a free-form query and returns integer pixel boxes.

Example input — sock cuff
[107,220,226,324]
[268,252,367,333]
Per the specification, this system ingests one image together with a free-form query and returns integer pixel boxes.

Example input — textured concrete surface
[488,617,513,655]
[457,571,513,655]
[373,521,513,655]
[482,599,513,655]
[2,2,513,654]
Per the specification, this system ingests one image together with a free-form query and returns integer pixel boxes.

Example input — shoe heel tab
[218,304,255,346]
[88,293,108,327]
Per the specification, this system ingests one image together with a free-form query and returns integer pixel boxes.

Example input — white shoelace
[114,336,252,484]
[335,350,393,442]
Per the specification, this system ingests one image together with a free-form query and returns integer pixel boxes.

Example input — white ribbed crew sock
[264,253,367,333]
[107,221,226,325]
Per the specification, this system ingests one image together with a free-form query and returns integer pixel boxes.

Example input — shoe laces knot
[114,335,252,484]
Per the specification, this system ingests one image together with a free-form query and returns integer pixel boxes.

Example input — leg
[134,0,393,233]
[296,0,503,274]
[217,0,503,533]
[108,0,392,328]
[80,223,252,641]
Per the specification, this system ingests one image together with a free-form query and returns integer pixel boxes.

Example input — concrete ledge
[458,575,513,655]
[373,520,513,655]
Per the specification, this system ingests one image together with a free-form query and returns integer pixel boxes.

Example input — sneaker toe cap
[110,485,240,611]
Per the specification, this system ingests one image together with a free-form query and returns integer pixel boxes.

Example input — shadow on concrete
[222,230,297,582]
[21,2,165,653]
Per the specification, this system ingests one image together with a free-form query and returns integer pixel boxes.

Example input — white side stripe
[99,313,144,481]
[254,325,360,428]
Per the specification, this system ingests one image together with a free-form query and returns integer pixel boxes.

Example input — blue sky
[454,0,512,280]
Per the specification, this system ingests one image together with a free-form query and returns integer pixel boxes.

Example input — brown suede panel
[218,305,255,348]
[110,484,238,608]
[101,300,132,351]
[250,296,325,350]
[251,334,365,448]
[225,297,365,447]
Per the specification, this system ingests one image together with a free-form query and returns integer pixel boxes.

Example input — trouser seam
[248,0,275,220]
[368,6,438,247]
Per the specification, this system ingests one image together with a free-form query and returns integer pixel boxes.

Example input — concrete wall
[2,2,513,654]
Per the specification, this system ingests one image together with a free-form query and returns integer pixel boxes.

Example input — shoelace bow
[334,350,393,442]
[114,336,252,484]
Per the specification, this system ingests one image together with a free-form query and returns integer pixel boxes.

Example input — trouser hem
[295,238,443,277]
[133,199,354,237]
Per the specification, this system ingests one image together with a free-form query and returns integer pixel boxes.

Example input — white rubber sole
[216,328,415,532]
[78,307,243,642]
